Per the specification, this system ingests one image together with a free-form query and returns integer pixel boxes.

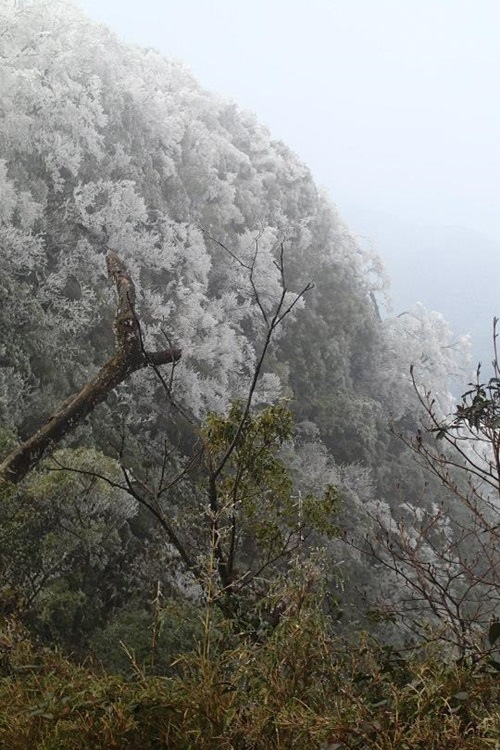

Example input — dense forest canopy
[0,0,467,442]
[0,0,474,630]
[2,3,499,748]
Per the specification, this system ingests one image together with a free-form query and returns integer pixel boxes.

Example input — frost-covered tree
[0,0,475,644]
[0,0,382,440]
[378,303,470,420]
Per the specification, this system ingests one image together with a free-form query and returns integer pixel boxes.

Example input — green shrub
[1,598,500,750]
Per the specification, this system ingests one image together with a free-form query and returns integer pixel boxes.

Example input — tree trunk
[0,253,181,486]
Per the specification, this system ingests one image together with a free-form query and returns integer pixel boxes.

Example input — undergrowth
[1,597,500,750]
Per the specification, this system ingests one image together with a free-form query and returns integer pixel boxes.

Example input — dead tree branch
[0,253,181,486]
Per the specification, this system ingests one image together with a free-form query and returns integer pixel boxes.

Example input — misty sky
[75,0,499,241]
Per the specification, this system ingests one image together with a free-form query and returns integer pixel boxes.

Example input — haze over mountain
[344,206,500,369]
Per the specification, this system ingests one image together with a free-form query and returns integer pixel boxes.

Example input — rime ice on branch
[0,254,181,486]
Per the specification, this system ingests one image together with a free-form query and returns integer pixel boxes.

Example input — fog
[76,0,500,364]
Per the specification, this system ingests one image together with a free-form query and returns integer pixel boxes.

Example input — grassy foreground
[1,604,500,750]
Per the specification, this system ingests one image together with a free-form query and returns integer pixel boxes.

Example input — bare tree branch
[0,253,181,486]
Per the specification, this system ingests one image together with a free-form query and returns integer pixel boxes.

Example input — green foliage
[455,377,500,432]
[429,342,500,450]
[203,401,339,539]
[0,448,141,647]
[203,400,295,451]
[0,427,17,460]
[203,401,296,546]
[90,598,202,676]
[200,401,340,600]
[301,485,340,537]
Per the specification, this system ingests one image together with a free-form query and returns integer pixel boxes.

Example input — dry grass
[1,610,499,749]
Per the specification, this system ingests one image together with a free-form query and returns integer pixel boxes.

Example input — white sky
[75,0,499,241]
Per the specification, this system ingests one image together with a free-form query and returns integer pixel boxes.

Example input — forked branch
[0,253,181,487]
